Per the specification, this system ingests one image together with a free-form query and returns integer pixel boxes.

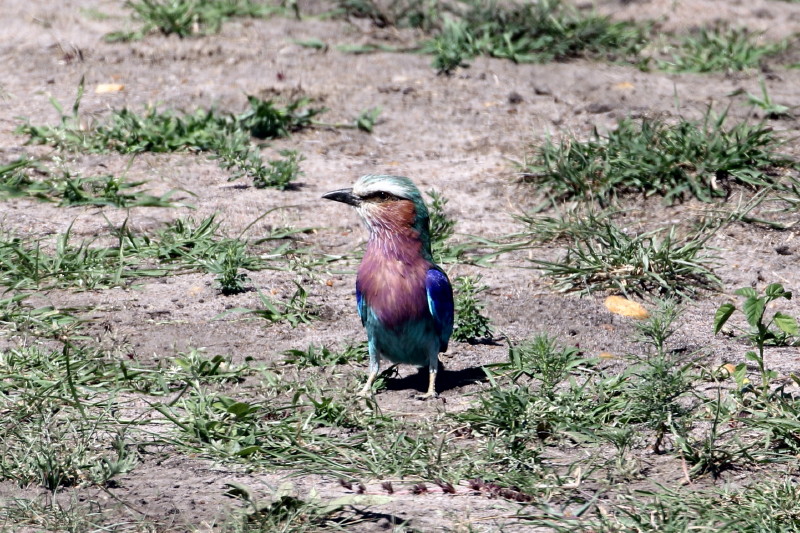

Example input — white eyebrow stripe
[352,180,410,199]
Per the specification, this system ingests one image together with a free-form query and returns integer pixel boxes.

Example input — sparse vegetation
[251,149,304,189]
[452,274,493,342]
[354,106,382,132]
[427,189,472,264]
[428,188,456,258]
[282,343,368,368]
[17,83,323,189]
[107,0,280,41]
[715,283,798,396]
[620,300,697,452]
[336,2,790,76]
[335,0,444,31]
[534,478,800,531]
[532,221,720,298]
[0,227,136,290]
[426,0,647,74]
[521,110,789,204]
[744,79,794,119]
[225,284,318,327]
[1,161,186,207]
[657,25,787,73]
[4,2,800,531]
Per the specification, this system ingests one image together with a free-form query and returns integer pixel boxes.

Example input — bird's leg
[358,349,380,397]
[358,371,377,397]
[416,355,439,400]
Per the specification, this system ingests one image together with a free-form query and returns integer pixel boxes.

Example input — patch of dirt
[1,0,800,531]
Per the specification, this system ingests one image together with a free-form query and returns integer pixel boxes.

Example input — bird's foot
[414,370,438,400]
[357,372,378,398]
[415,390,439,401]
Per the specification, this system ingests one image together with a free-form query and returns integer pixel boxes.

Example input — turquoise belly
[365,315,439,366]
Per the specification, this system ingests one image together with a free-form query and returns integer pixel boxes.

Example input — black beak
[322,188,360,206]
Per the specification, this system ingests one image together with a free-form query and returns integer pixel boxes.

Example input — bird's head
[323,174,431,246]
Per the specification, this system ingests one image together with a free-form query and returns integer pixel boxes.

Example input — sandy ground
[1,0,800,531]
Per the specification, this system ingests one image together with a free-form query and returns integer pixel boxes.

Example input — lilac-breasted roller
[323,175,454,398]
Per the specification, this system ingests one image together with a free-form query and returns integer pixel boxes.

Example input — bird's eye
[364,191,395,202]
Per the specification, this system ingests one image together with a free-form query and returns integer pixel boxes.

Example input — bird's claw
[415,370,438,400]
[415,391,439,401]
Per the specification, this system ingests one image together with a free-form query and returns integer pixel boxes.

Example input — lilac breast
[357,240,431,330]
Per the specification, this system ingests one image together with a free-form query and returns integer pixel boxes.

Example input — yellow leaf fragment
[604,295,649,319]
[187,285,203,296]
[95,83,124,94]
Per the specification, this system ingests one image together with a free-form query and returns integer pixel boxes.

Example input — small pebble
[775,245,792,256]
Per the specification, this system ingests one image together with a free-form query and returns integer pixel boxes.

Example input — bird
[322,174,454,399]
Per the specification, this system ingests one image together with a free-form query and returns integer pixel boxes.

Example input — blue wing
[356,284,367,327]
[426,268,454,352]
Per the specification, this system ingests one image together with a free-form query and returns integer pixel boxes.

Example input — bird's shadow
[383,362,488,394]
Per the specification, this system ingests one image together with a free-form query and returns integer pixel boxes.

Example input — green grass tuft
[620,300,697,452]
[537,479,800,531]
[0,162,186,207]
[427,0,647,74]
[428,188,456,260]
[237,95,324,139]
[503,334,582,397]
[0,227,134,291]
[107,0,279,41]
[522,110,788,204]
[532,221,720,298]
[223,284,318,327]
[335,0,443,31]
[282,343,368,368]
[251,149,305,189]
[743,79,794,119]
[17,83,322,189]
[335,3,790,76]
[452,275,493,343]
[513,205,614,244]
[657,25,787,73]
[428,189,471,264]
